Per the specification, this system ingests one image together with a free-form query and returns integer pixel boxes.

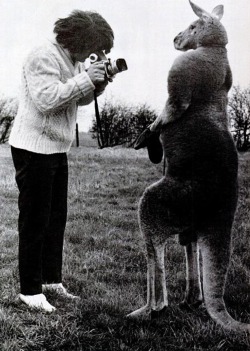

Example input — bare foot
[42,283,80,300]
[19,293,56,312]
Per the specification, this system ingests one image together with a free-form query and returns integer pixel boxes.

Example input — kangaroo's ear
[211,5,224,21]
[189,0,211,22]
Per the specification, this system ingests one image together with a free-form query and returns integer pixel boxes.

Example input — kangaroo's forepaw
[134,128,151,150]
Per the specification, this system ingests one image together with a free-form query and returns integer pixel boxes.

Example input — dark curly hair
[54,10,114,54]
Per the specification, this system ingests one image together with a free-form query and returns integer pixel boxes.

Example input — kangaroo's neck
[198,44,227,49]
[194,46,228,56]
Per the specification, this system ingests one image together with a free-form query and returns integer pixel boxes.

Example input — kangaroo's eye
[190,25,196,30]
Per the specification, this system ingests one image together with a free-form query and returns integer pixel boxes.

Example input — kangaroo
[129,1,250,333]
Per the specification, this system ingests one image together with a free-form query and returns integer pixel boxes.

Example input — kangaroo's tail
[199,233,250,333]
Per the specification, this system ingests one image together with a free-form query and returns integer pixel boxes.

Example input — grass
[0,139,250,351]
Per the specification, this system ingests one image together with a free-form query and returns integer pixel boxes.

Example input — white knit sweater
[9,40,96,154]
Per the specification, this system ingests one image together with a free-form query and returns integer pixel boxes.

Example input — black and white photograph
[0,0,250,350]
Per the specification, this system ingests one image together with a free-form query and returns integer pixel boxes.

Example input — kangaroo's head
[174,1,228,51]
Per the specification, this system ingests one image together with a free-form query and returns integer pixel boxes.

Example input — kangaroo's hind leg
[198,229,250,332]
[127,238,167,318]
[180,241,203,309]
[127,177,191,318]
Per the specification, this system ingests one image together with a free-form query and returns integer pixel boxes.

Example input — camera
[89,53,128,82]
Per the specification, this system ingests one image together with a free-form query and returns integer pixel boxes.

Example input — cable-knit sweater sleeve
[9,42,99,154]
[24,50,95,113]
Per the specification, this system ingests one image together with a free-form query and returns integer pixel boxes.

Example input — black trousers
[11,146,68,295]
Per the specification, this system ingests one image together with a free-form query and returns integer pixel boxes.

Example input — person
[9,10,114,312]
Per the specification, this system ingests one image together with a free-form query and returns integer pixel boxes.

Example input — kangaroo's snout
[174,32,182,42]
[174,32,188,51]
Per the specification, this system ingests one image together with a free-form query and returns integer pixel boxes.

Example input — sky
[0,0,250,131]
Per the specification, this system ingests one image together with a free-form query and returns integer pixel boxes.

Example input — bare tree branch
[228,86,250,151]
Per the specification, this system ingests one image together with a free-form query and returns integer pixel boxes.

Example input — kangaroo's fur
[128,1,250,333]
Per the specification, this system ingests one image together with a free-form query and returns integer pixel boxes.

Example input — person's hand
[87,63,106,86]
[95,79,109,96]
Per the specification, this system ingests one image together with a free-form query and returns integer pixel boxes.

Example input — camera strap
[94,91,105,149]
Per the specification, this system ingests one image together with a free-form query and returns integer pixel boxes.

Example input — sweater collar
[49,39,79,75]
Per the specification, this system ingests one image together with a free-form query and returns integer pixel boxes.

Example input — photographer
[9,10,114,312]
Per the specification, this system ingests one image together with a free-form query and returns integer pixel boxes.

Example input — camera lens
[115,59,128,72]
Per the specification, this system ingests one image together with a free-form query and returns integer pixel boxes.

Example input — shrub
[0,95,18,143]
[90,98,157,148]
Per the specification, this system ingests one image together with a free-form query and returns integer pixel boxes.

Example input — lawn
[0,140,250,351]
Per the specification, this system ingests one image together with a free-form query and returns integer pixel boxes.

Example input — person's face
[72,49,108,63]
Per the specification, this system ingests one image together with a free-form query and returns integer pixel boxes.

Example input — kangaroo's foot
[126,305,152,319]
[127,304,168,319]
[179,298,204,310]
[180,286,204,311]
[151,306,168,319]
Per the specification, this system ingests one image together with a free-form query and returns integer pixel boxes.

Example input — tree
[228,86,250,151]
[90,98,157,148]
[0,95,18,143]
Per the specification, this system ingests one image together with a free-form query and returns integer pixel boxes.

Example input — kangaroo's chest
[192,59,227,97]
[169,49,230,101]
